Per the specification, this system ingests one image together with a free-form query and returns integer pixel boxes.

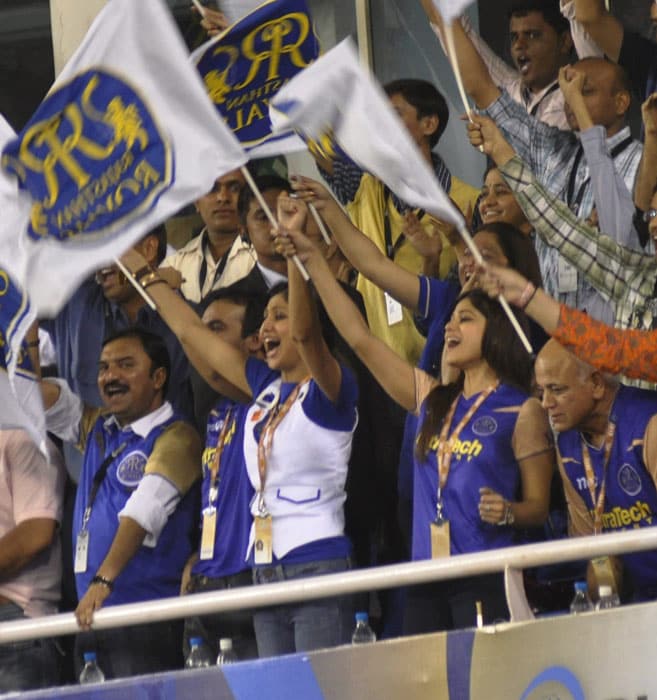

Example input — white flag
[0,263,46,454]
[270,39,462,227]
[432,0,475,24]
[0,0,247,317]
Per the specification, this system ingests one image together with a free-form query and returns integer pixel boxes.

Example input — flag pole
[308,204,332,245]
[114,257,158,311]
[441,20,532,355]
[240,166,311,281]
[191,0,207,18]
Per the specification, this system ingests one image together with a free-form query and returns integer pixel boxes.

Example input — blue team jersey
[558,386,657,601]
[412,383,528,560]
[73,412,199,605]
[192,398,254,579]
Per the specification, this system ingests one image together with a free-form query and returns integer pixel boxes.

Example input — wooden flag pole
[114,257,158,311]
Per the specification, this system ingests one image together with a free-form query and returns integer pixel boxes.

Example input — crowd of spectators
[4,0,657,692]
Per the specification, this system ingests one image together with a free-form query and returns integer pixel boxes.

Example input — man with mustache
[38,328,201,679]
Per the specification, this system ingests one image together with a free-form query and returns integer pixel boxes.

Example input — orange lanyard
[256,379,308,514]
[580,422,616,535]
[435,383,498,518]
[207,407,234,510]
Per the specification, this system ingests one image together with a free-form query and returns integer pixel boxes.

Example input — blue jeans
[252,558,354,658]
[0,603,61,693]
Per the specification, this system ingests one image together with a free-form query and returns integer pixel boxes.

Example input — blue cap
[355,611,368,623]
[574,581,588,592]
[83,652,97,662]
[189,637,203,647]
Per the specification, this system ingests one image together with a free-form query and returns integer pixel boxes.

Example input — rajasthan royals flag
[0,267,45,454]
[0,0,247,316]
[192,0,320,157]
[270,39,463,227]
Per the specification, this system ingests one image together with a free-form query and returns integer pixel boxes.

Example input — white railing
[1,527,657,644]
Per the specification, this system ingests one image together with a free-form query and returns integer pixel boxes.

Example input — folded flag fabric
[0,266,45,454]
[431,0,475,24]
[1,0,247,317]
[270,38,462,226]
[192,0,319,157]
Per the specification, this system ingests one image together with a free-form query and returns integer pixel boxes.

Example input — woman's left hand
[478,487,507,525]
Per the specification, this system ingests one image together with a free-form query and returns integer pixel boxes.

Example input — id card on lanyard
[200,408,234,560]
[431,384,498,559]
[74,441,129,574]
[254,380,307,565]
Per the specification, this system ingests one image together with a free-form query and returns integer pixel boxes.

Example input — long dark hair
[415,289,533,459]
[474,222,543,289]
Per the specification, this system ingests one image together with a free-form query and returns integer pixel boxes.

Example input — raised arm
[290,176,422,310]
[277,194,343,403]
[635,94,657,213]
[276,222,418,412]
[573,0,623,61]
[119,249,251,397]
[559,65,636,248]
[418,0,501,109]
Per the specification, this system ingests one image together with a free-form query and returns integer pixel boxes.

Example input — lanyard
[580,422,616,535]
[382,187,426,261]
[199,235,230,293]
[81,440,129,531]
[435,383,498,518]
[255,379,308,514]
[566,136,633,214]
[207,406,234,510]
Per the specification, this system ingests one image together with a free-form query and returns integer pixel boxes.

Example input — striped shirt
[485,91,643,324]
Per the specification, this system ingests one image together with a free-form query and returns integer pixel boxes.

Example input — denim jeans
[74,618,183,679]
[183,569,257,661]
[252,557,354,658]
[0,603,61,693]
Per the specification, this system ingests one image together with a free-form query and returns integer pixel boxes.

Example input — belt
[190,570,252,592]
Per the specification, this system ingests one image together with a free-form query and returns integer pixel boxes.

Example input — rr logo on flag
[2,70,173,243]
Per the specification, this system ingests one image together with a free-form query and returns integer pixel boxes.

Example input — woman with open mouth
[274,206,554,634]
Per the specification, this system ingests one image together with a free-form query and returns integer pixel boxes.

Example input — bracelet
[498,501,515,527]
[90,574,114,591]
[517,281,537,310]
[137,270,164,289]
[132,264,153,283]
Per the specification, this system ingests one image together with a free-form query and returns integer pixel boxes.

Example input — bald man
[535,339,657,602]
[463,47,643,326]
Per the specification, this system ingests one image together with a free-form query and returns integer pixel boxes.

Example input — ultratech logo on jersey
[1,70,173,243]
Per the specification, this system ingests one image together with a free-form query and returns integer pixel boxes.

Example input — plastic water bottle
[596,584,621,610]
[216,637,238,665]
[351,611,376,644]
[79,652,105,684]
[569,581,594,614]
[185,637,214,669]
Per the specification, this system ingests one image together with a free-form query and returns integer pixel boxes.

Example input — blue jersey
[557,386,657,601]
[73,411,200,605]
[192,398,254,579]
[412,383,528,560]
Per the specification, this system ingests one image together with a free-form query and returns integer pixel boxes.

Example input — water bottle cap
[599,585,612,597]
[83,652,97,662]
[219,638,233,651]
[355,611,368,623]
[574,581,587,592]
[189,637,203,647]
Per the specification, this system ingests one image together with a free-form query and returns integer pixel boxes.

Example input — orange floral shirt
[553,305,657,383]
